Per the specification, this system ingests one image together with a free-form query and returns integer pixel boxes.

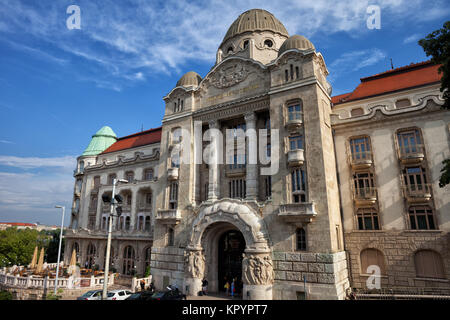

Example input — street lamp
[54,205,65,295]
[102,178,128,300]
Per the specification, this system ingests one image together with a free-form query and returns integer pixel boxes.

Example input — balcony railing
[226,164,246,177]
[350,152,373,170]
[156,209,181,225]
[354,187,377,206]
[398,145,425,164]
[277,203,317,225]
[287,149,305,167]
[286,113,303,130]
[168,167,179,181]
[403,184,432,203]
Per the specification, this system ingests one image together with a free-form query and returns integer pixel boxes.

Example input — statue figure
[185,250,205,279]
[242,254,274,285]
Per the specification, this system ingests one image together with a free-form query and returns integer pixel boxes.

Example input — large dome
[176,71,202,87]
[222,9,289,44]
[278,35,315,56]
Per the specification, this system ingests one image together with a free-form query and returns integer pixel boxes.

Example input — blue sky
[0,0,448,226]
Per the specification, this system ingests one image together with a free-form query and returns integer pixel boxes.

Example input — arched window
[243,40,249,49]
[123,246,136,275]
[108,173,117,185]
[145,216,151,231]
[169,182,179,209]
[86,243,96,269]
[79,161,85,172]
[296,228,306,251]
[143,247,152,273]
[125,171,134,183]
[125,216,131,231]
[264,39,273,47]
[138,216,144,231]
[167,227,174,246]
[397,128,423,157]
[101,216,107,230]
[291,167,307,203]
[117,216,124,230]
[144,168,154,181]
[287,101,303,121]
[414,250,445,279]
[227,46,233,54]
[360,248,385,275]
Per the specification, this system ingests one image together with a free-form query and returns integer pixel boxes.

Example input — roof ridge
[360,60,433,82]
[117,126,162,141]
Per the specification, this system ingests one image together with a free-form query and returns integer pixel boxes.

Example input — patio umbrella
[70,248,76,267]
[36,248,45,274]
[30,246,38,269]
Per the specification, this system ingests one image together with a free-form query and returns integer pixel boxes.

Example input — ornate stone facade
[65,9,449,300]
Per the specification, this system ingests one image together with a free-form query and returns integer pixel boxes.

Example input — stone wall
[345,231,450,289]
[272,251,350,299]
[150,247,185,290]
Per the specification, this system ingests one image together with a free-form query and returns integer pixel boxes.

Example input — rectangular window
[289,135,304,150]
[356,208,380,230]
[93,176,100,188]
[144,169,153,180]
[291,168,307,203]
[264,175,272,199]
[169,182,179,209]
[397,129,422,156]
[403,167,428,194]
[353,172,375,198]
[349,137,371,161]
[229,178,246,199]
[288,104,302,121]
[409,206,436,230]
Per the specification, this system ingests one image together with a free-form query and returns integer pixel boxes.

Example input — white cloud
[0,0,447,91]
[0,140,14,144]
[0,155,77,170]
[403,33,422,44]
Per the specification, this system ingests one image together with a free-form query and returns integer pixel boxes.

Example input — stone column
[244,112,258,200]
[242,251,274,300]
[207,120,220,201]
[183,248,205,296]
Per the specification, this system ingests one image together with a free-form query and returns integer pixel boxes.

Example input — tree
[43,229,64,263]
[419,21,450,187]
[0,228,49,267]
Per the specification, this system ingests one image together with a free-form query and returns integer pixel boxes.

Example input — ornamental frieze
[211,63,249,88]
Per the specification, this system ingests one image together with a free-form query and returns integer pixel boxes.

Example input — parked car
[126,290,155,301]
[77,290,103,300]
[106,289,133,300]
[150,290,187,301]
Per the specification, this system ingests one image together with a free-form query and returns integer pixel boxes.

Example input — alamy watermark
[66,5,81,30]
[366,5,381,30]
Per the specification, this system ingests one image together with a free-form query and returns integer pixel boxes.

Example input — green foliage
[0,228,49,268]
[46,288,63,300]
[0,290,13,300]
[419,21,450,187]
[144,266,151,277]
[418,21,450,109]
[44,229,64,263]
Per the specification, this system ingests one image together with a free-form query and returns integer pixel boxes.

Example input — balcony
[277,203,317,225]
[354,187,377,206]
[138,205,152,213]
[168,167,179,181]
[156,209,181,225]
[403,184,432,203]
[398,145,425,164]
[287,149,305,167]
[285,115,303,131]
[73,169,84,177]
[225,164,246,177]
[350,152,373,170]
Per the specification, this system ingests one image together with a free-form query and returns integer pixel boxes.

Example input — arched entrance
[218,230,245,295]
[184,200,273,299]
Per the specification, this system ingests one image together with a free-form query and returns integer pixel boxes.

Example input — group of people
[223,276,241,297]
[139,279,155,292]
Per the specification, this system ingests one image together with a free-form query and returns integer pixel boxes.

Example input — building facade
[64,9,450,299]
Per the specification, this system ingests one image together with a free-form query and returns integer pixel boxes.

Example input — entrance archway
[218,230,245,296]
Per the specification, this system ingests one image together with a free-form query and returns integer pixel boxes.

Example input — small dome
[222,9,288,44]
[82,126,117,156]
[278,35,315,56]
[176,71,202,87]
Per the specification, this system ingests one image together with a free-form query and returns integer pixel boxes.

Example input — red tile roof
[332,61,442,105]
[0,222,37,227]
[101,127,162,154]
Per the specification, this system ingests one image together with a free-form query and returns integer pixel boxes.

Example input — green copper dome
[82,126,117,156]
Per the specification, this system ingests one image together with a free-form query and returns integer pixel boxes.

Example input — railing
[131,275,153,293]
[353,287,450,300]
[287,149,305,166]
[403,184,432,202]
[354,187,377,199]
[350,151,373,169]
[226,164,246,177]
[277,203,317,224]
[398,145,425,163]
[156,209,181,225]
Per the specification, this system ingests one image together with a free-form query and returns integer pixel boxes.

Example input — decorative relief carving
[242,253,274,285]
[185,250,205,279]
[211,63,249,88]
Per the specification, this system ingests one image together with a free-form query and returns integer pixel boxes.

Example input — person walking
[202,278,208,296]
[224,280,230,296]
[148,281,155,293]
[140,279,145,291]
[231,278,235,298]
